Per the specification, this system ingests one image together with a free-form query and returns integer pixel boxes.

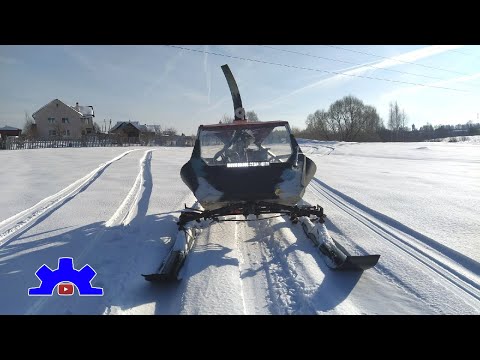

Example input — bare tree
[357,105,383,141]
[327,95,371,141]
[23,111,37,139]
[306,109,330,140]
[164,127,177,136]
[305,95,382,141]
[290,126,303,137]
[219,113,234,124]
[388,101,400,133]
[246,110,260,122]
[388,101,408,140]
[151,124,163,135]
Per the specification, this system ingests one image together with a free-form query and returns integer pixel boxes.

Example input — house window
[48,117,55,124]
[63,130,70,136]
[49,130,57,136]
[82,130,86,135]
[62,117,69,124]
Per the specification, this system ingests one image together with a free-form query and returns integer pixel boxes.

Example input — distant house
[109,121,151,139]
[32,99,95,139]
[108,122,195,146]
[177,134,195,146]
[0,125,22,140]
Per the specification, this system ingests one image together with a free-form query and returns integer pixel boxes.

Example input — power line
[164,45,468,92]
[260,45,450,81]
[323,45,469,76]
[446,48,473,56]
[442,47,480,59]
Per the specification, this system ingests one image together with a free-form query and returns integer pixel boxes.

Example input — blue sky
[1,45,479,135]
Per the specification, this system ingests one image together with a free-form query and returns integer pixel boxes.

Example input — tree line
[291,95,480,142]
[219,110,260,124]
[22,101,479,143]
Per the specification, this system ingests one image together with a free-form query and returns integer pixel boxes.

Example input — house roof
[110,121,148,133]
[32,99,94,118]
[130,121,148,132]
[72,105,94,117]
[0,125,21,131]
[145,125,162,133]
[110,121,125,132]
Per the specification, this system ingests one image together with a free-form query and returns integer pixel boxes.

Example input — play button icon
[57,283,74,296]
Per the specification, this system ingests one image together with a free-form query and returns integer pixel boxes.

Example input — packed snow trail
[302,140,480,262]
[175,213,432,314]
[95,148,196,315]
[311,178,480,295]
[0,147,141,221]
[305,178,480,314]
[0,149,145,314]
[1,142,479,314]
[0,150,136,247]
[24,148,195,315]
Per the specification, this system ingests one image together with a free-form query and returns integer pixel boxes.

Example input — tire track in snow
[0,150,137,248]
[308,178,480,305]
[105,150,154,228]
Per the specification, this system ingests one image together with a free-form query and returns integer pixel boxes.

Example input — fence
[0,134,194,150]
[1,137,143,150]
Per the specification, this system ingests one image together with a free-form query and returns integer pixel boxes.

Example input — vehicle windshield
[199,124,293,165]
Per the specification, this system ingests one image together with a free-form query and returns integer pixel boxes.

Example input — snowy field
[0,140,479,314]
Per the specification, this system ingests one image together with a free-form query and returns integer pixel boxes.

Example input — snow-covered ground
[0,141,479,314]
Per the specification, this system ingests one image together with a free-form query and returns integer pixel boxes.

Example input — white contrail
[143,47,184,97]
[253,45,465,110]
[204,45,211,105]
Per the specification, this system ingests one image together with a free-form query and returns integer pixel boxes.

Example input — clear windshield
[200,124,292,165]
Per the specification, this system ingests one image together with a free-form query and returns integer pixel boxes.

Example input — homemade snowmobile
[143,65,379,281]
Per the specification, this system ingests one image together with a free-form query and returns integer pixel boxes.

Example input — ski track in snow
[101,150,196,316]
[26,149,158,315]
[253,217,319,314]
[178,213,364,314]
[105,150,154,228]
[307,178,480,313]
[298,141,335,156]
[253,216,363,314]
[0,150,137,248]
[234,220,248,314]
